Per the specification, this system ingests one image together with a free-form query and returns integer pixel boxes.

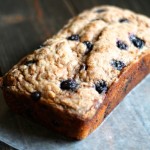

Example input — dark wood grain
[70,0,150,16]
[0,0,150,149]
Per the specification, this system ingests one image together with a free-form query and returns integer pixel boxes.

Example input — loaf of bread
[0,5,150,140]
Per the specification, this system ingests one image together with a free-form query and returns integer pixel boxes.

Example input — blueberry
[111,60,126,71]
[60,79,78,91]
[67,34,80,41]
[95,9,106,13]
[129,34,145,49]
[95,80,108,94]
[31,91,41,101]
[83,41,93,54]
[25,60,37,66]
[80,64,88,70]
[116,40,128,50]
[119,18,129,23]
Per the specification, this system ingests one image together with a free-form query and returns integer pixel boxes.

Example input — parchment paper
[0,75,150,150]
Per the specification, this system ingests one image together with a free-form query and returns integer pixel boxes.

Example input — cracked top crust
[2,6,150,119]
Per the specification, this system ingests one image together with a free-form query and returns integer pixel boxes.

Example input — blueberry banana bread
[0,5,150,140]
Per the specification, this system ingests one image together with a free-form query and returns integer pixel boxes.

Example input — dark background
[0,0,149,149]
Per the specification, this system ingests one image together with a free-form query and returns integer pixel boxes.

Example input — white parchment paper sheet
[0,75,150,150]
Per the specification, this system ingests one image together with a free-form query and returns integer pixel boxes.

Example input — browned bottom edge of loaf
[2,53,150,140]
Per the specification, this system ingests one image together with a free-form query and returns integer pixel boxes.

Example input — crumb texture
[3,6,150,119]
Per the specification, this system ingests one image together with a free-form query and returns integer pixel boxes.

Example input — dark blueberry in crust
[95,80,108,94]
[129,34,145,49]
[119,18,129,23]
[80,64,88,70]
[95,9,107,13]
[24,60,37,66]
[60,79,78,91]
[111,59,126,71]
[83,41,93,54]
[116,40,128,50]
[31,91,41,101]
[67,34,80,41]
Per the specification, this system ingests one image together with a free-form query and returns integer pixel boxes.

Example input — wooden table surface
[0,0,149,149]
